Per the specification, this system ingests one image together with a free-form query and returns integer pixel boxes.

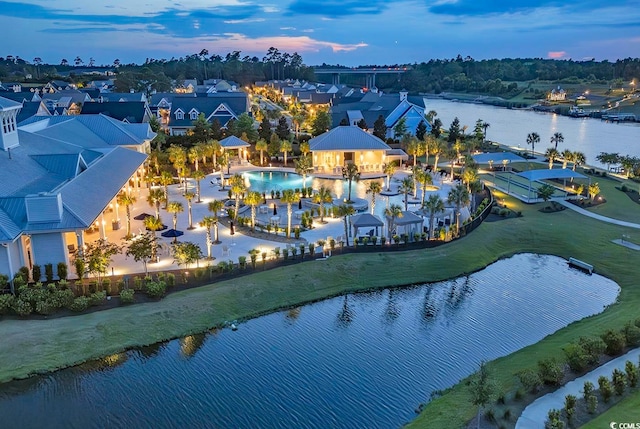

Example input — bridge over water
[313,67,409,87]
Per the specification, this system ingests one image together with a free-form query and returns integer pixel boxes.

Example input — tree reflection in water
[336,295,354,327]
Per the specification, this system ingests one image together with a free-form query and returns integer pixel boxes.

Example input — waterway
[422,98,640,169]
[0,254,619,429]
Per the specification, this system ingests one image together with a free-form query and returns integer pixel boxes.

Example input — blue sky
[2,0,639,66]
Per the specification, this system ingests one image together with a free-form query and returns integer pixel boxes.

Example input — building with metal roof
[0,96,152,287]
[308,125,392,174]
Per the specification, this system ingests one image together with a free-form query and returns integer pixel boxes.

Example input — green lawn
[579,174,640,224]
[0,192,639,429]
[581,390,640,428]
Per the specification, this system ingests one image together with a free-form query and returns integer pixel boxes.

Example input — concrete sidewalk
[557,200,640,229]
[516,348,640,428]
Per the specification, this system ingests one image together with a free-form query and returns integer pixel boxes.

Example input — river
[422,98,640,168]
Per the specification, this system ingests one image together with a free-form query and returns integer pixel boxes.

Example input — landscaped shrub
[503,409,511,421]
[145,280,167,298]
[622,322,640,347]
[612,368,626,396]
[538,357,564,386]
[579,336,606,365]
[545,409,565,429]
[586,393,598,414]
[89,291,106,306]
[102,279,112,296]
[51,289,74,308]
[194,267,207,280]
[517,368,542,393]
[35,299,56,315]
[69,296,89,312]
[601,329,626,355]
[166,273,176,287]
[625,360,639,387]
[0,274,9,289]
[0,294,15,314]
[598,376,613,403]
[484,408,496,423]
[133,277,143,291]
[238,256,247,269]
[564,394,577,425]
[57,262,68,280]
[583,380,595,398]
[119,288,135,304]
[116,279,125,293]
[12,298,32,316]
[564,343,589,372]
[32,265,41,283]
[44,263,54,282]
[18,266,29,281]
[18,286,47,307]
[88,280,98,294]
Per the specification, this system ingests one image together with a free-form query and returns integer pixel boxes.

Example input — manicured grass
[579,174,640,224]
[581,390,640,428]
[0,191,639,429]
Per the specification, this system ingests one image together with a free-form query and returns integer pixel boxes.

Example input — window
[190,111,198,120]
[175,110,184,120]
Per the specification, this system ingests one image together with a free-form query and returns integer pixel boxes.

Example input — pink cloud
[548,51,567,59]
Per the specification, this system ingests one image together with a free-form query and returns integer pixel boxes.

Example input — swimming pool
[242,171,310,193]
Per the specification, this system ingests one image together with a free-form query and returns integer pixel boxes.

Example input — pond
[0,254,619,429]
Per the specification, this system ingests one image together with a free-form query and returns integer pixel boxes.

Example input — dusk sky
[3,0,639,66]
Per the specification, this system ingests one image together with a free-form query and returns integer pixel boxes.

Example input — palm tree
[294,155,313,188]
[192,170,206,202]
[573,152,586,172]
[188,145,204,172]
[208,200,224,243]
[406,138,423,166]
[414,169,434,205]
[561,150,574,169]
[423,194,444,240]
[207,139,221,167]
[184,192,196,229]
[199,216,216,259]
[550,132,564,150]
[178,167,191,195]
[158,171,173,208]
[280,140,292,166]
[217,151,229,189]
[462,168,479,193]
[255,138,268,166]
[117,193,137,239]
[245,191,262,231]
[313,186,333,223]
[384,204,403,241]
[526,132,540,158]
[143,215,163,261]
[341,163,361,203]
[281,189,300,238]
[588,182,600,201]
[146,188,165,219]
[545,147,560,169]
[399,176,414,211]
[431,139,446,171]
[336,204,355,246]
[383,162,397,191]
[447,184,470,234]
[299,141,310,157]
[365,181,382,214]
[482,121,490,141]
[228,174,246,221]
[167,201,184,233]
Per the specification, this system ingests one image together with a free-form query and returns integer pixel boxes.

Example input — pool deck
[88,163,462,278]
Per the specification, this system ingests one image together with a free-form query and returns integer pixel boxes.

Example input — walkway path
[556,200,640,229]
[516,348,640,428]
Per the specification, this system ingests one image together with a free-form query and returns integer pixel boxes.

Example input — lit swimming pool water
[242,171,310,194]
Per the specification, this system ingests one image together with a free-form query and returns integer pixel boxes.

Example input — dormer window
[175,110,184,120]
[189,109,199,120]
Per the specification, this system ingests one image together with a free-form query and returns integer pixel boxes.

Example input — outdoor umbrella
[161,229,184,238]
[273,204,278,216]
[230,221,235,235]
[298,199,302,210]
[133,213,152,221]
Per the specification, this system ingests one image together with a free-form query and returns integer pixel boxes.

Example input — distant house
[0,97,153,286]
[330,90,431,138]
[80,101,152,123]
[167,92,250,135]
[548,86,567,101]
[40,90,91,115]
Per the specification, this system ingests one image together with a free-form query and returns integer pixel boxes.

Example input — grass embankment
[0,188,638,428]
[580,390,640,428]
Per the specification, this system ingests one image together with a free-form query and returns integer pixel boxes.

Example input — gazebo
[219,135,250,162]
[351,213,384,238]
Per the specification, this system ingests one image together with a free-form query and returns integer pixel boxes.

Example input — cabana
[516,169,589,201]
[387,210,424,239]
[351,213,384,238]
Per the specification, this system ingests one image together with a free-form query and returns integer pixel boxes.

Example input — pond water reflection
[0,254,619,429]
